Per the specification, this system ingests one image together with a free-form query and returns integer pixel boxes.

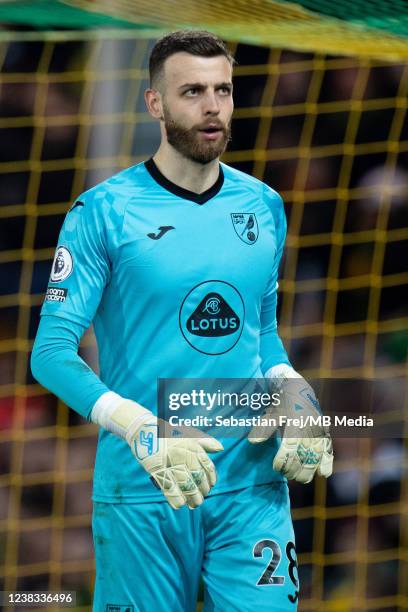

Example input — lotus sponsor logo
[179,280,245,355]
[187,293,240,337]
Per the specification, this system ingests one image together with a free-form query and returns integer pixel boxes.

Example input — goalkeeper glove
[91,392,223,509]
[248,365,333,484]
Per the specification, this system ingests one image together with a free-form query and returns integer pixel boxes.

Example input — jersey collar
[144,158,224,205]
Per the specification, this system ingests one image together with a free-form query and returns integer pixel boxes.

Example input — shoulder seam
[260,182,276,228]
[221,162,266,188]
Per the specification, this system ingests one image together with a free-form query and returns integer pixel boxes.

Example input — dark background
[0,34,406,610]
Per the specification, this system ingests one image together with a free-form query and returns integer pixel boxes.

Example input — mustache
[195,121,227,131]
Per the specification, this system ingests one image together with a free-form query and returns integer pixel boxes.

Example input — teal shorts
[92,483,299,612]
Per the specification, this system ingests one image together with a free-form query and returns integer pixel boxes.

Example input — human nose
[202,89,220,115]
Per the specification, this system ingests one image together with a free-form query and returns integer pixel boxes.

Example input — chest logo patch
[187,292,240,337]
[231,213,259,244]
[179,280,245,355]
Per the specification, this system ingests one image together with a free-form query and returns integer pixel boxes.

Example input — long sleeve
[31,186,114,418]
[259,187,291,373]
[31,314,109,420]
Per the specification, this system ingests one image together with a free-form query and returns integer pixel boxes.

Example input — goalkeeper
[31,30,333,611]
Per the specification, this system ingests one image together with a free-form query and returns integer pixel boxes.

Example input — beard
[162,105,231,164]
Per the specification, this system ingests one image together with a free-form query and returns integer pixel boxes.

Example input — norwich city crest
[231,213,259,244]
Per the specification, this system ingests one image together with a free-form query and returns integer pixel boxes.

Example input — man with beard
[31,30,332,611]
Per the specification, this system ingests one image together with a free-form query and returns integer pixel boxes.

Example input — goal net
[0,2,407,610]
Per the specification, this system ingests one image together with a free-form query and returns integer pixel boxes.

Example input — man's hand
[248,367,333,484]
[110,399,223,509]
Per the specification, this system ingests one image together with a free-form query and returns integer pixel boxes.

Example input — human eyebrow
[178,83,206,91]
[178,82,233,92]
[216,82,233,90]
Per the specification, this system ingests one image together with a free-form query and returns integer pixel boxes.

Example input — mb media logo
[179,280,245,355]
[187,293,240,337]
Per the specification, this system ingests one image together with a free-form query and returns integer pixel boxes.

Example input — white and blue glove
[91,392,223,509]
[249,365,333,484]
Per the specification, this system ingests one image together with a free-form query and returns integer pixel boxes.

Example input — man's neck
[153,143,220,194]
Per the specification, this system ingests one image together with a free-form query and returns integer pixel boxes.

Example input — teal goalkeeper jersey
[40,160,290,502]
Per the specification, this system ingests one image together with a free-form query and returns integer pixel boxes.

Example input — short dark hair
[149,30,235,88]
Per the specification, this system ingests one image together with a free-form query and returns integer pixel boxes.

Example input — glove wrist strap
[91,391,153,440]
[265,363,302,380]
